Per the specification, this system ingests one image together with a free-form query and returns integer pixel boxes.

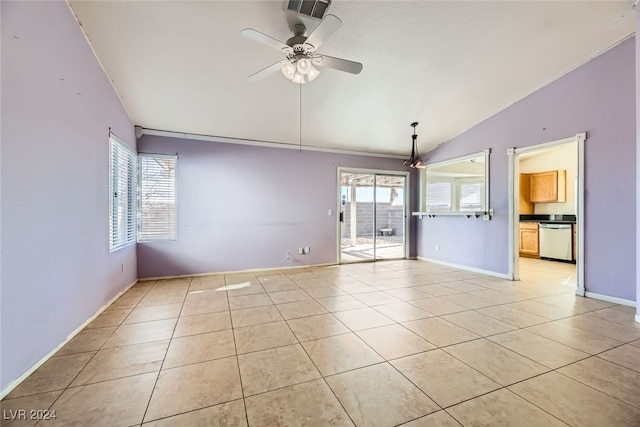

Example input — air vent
[287,0,331,19]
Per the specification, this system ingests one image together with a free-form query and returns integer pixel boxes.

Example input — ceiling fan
[241,14,363,84]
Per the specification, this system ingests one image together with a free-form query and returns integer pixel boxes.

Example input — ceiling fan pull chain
[299,84,302,152]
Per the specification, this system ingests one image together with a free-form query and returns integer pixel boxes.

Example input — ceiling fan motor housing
[283,34,316,62]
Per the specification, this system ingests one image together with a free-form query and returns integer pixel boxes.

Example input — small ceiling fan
[241,14,363,84]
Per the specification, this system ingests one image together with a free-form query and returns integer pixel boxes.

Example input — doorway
[338,169,409,263]
[508,133,585,295]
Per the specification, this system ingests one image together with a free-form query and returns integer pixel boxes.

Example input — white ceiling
[68,1,636,156]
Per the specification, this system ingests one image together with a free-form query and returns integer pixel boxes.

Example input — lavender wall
[418,37,636,301]
[137,136,416,278]
[1,1,136,392]
[636,13,639,317]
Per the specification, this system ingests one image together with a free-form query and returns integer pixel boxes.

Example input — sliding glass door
[339,170,407,263]
[375,174,406,260]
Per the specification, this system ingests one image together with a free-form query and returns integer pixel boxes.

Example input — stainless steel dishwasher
[539,223,573,261]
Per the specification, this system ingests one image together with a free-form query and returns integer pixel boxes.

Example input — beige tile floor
[3,258,640,426]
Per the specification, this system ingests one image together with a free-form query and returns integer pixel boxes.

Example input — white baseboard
[139,263,336,281]
[417,257,513,280]
[0,279,138,400]
[584,291,636,307]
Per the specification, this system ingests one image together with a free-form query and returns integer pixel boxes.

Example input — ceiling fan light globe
[281,62,296,80]
[297,58,312,75]
[292,71,305,84]
[307,65,320,81]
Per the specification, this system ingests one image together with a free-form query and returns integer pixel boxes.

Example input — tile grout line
[552,364,640,410]
[223,274,252,427]
[30,280,160,426]
[395,409,465,427]
[284,273,359,427]
[293,279,447,425]
[366,278,629,426]
[134,398,246,426]
[7,296,160,403]
[449,327,640,422]
[139,277,192,425]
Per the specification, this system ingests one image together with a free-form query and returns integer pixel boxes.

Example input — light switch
[328,209,333,216]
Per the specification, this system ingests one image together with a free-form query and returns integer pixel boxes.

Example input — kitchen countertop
[520,214,576,224]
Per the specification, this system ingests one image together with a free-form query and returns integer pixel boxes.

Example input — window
[459,181,483,212]
[138,154,177,241]
[426,182,452,212]
[109,135,137,251]
[419,149,490,216]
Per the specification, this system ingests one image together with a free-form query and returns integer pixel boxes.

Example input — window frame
[109,134,137,252]
[418,149,490,216]
[457,178,484,212]
[137,153,178,242]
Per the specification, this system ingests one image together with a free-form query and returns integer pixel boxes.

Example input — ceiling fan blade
[241,28,291,52]
[247,60,289,82]
[314,55,363,74]
[304,14,342,50]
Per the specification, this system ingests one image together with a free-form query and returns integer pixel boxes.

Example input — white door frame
[336,167,410,264]
[507,132,586,295]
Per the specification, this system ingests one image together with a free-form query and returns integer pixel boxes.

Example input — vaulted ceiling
[68,1,636,156]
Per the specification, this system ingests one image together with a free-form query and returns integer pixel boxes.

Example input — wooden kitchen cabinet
[529,170,566,203]
[519,222,540,258]
[519,174,534,214]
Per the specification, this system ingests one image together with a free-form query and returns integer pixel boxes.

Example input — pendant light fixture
[404,122,426,168]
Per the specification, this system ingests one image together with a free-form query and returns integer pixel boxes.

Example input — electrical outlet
[435,244,439,252]
[304,247,310,254]
[298,247,304,254]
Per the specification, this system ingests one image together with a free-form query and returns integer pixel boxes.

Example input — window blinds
[459,182,483,212]
[138,154,177,241]
[109,135,137,251]
[426,182,452,212]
